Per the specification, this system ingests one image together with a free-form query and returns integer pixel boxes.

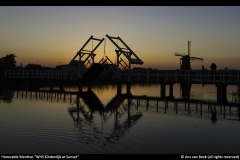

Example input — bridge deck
[5,69,240,85]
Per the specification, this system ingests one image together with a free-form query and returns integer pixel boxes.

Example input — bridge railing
[120,69,240,84]
[5,69,240,84]
[5,70,78,80]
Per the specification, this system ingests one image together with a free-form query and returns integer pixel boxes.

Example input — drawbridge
[69,34,144,81]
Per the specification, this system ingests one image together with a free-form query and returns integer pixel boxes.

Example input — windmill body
[181,55,191,70]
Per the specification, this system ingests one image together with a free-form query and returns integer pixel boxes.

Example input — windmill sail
[188,40,191,56]
[175,52,186,57]
[175,40,204,70]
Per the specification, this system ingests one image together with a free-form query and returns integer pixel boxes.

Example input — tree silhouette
[0,54,17,77]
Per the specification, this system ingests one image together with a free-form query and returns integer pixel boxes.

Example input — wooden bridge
[5,68,240,85]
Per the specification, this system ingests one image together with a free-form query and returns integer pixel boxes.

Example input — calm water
[0,83,240,154]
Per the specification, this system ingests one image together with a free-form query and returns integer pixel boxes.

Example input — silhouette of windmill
[175,41,204,70]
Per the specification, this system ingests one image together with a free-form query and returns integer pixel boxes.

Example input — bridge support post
[160,83,166,98]
[126,82,131,95]
[50,80,53,91]
[35,80,40,90]
[222,85,227,103]
[60,85,64,92]
[24,80,28,90]
[180,82,192,99]
[216,85,221,103]
[78,84,83,93]
[160,83,174,99]
[169,83,174,98]
[59,81,64,92]
[88,85,92,92]
[216,84,228,103]
[117,83,122,95]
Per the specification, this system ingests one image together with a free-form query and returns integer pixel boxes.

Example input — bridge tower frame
[106,34,144,81]
[70,36,105,78]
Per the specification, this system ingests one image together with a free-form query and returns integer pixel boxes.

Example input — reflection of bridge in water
[2,85,240,145]
[3,85,240,122]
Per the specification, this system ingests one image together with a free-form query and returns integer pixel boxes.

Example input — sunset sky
[1,6,240,70]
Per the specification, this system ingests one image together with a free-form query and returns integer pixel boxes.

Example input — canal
[0,83,239,154]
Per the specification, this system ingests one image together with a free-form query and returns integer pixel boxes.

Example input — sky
[1,6,240,70]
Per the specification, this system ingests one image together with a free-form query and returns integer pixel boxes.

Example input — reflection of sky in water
[37,83,240,104]
[90,83,239,103]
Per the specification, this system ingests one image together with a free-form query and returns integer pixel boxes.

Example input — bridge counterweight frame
[69,36,105,78]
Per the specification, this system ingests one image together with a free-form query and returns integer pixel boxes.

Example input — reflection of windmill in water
[175,41,204,99]
[175,40,204,70]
